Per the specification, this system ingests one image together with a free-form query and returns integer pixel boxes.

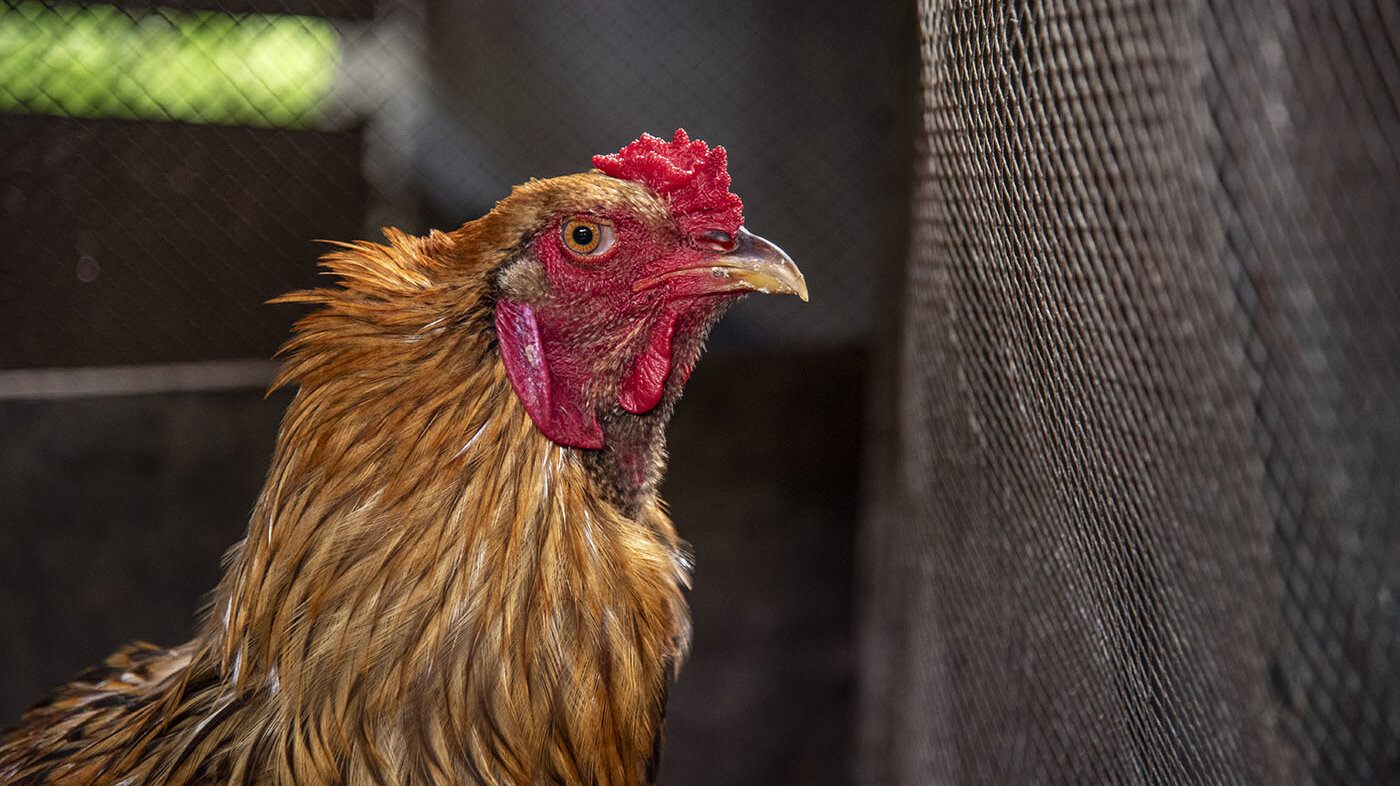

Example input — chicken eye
[561,217,616,259]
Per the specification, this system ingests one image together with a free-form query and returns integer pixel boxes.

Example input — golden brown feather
[0,134,804,786]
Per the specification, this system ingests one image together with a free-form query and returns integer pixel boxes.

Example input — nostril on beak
[696,229,737,253]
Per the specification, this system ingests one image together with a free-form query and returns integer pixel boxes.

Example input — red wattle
[618,312,678,415]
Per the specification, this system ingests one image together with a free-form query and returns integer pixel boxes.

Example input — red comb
[593,129,744,234]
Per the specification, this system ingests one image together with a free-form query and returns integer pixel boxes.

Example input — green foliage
[0,2,340,128]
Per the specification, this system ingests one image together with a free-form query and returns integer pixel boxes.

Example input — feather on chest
[212,331,692,785]
[0,130,803,786]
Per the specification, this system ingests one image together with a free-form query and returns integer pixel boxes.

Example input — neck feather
[202,274,690,785]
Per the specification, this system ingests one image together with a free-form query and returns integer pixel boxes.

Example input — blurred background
[0,1,909,784]
[8,2,1400,785]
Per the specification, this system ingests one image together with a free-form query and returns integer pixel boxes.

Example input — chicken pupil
[571,224,594,247]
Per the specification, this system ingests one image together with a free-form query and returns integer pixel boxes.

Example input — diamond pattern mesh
[1,0,902,371]
[860,1,1400,782]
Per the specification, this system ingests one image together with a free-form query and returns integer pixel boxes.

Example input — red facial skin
[494,130,752,453]
[495,198,742,450]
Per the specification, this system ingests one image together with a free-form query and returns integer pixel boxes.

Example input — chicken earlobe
[494,296,606,449]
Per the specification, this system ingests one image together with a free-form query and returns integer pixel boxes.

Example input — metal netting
[1,0,905,371]
[860,1,1400,783]
[0,4,904,785]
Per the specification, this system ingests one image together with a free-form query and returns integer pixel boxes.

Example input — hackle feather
[1,220,692,785]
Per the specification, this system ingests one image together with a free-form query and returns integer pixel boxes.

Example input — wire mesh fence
[860,2,1400,784]
[0,0,908,373]
[1,5,898,784]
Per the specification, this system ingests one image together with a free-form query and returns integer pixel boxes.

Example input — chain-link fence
[1,0,908,373]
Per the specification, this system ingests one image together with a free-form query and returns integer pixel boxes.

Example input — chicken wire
[860,1,1400,784]
[0,4,899,784]
[0,0,905,373]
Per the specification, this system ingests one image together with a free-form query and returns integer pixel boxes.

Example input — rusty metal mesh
[860,1,1400,783]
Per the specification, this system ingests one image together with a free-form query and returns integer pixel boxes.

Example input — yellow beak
[633,228,809,302]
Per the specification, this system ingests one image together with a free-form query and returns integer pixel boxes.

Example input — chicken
[0,130,806,786]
